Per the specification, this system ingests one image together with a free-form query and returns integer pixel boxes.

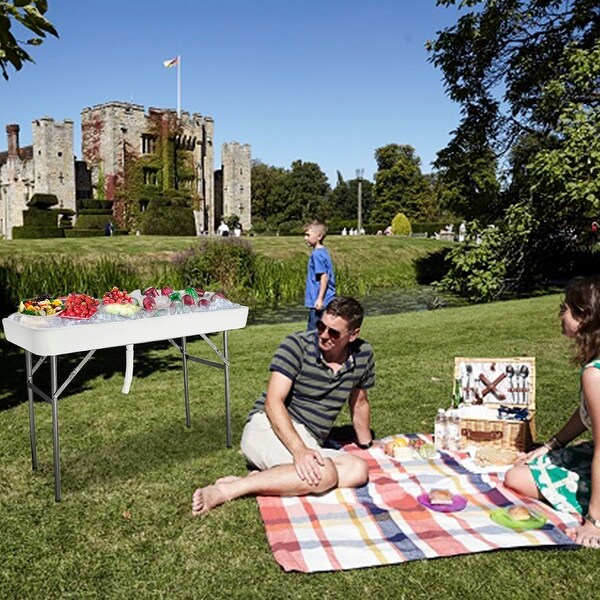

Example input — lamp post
[356,168,364,234]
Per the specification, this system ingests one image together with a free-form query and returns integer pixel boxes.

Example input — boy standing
[304,220,336,330]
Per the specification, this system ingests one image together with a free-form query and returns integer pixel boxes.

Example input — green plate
[490,507,547,530]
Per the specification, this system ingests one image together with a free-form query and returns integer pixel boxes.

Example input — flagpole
[177,55,181,118]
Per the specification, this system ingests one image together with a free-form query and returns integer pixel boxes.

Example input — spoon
[519,365,529,404]
[505,364,515,403]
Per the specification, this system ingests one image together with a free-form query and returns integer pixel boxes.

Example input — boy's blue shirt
[304,246,336,308]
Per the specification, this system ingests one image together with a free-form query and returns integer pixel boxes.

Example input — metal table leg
[25,350,38,470]
[181,336,191,427]
[50,356,61,502]
[223,330,231,448]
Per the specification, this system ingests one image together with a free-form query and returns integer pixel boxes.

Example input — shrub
[12,226,64,239]
[27,193,58,208]
[174,238,256,293]
[75,214,112,229]
[391,213,412,236]
[22,208,58,227]
[139,206,195,236]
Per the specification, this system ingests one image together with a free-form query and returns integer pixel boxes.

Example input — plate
[417,493,467,513]
[59,313,95,320]
[489,507,547,530]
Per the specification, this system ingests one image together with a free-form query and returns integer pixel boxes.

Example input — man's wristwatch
[356,440,373,449]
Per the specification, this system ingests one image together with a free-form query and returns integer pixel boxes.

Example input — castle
[0,101,251,239]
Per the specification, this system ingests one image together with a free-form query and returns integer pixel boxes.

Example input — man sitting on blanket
[192,296,375,516]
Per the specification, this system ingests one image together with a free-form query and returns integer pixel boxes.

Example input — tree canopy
[430,0,600,299]
[371,144,436,225]
[0,0,58,80]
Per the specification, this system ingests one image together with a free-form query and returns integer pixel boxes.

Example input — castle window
[143,168,158,186]
[141,134,156,154]
[58,152,63,157]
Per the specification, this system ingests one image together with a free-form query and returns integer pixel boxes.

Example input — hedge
[78,199,113,211]
[139,206,195,236]
[77,208,113,216]
[12,226,65,239]
[75,214,113,229]
[22,208,58,227]
[27,193,58,209]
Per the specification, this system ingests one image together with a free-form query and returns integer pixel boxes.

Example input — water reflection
[247,286,463,325]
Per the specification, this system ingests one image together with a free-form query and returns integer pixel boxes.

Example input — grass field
[0,293,595,599]
[0,234,449,291]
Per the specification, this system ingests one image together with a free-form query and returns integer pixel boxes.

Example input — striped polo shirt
[247,330,375,444]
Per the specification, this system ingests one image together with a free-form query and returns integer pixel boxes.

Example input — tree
[371,144,435,225]
[0,0,58,80]
[429,0,599,219]
[327,171,374,228]
[430,0,600,299]
[250,160,288,223]
[279,160,330,226]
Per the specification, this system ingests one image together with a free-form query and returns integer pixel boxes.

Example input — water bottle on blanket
[434,408,447,451]
[446,409,461,451]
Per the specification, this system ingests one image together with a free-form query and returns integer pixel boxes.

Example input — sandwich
[428,489,454,505]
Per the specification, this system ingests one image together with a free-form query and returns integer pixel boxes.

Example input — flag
[163,57,179,68]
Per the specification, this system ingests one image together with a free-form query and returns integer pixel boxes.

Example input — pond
[247,286,465,326]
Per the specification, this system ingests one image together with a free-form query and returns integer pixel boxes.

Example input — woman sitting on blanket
[505,275,600,548]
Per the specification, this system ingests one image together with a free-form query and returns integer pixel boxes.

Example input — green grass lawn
[1,293,594,599]
[0,234,449,290]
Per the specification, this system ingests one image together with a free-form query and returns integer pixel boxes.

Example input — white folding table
[2,305,249,501]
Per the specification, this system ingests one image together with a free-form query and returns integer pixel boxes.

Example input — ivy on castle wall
[114,111,198,233]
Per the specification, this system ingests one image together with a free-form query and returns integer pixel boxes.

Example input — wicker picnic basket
[453,357,536,452]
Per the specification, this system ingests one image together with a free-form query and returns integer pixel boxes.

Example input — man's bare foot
[191,485,228,516]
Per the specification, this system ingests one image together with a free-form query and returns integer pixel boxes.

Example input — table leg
[25,351,38,470]
[223,331,231,448]
[122,344,134,394]
[181,337,191,428]
[50,355,61,502]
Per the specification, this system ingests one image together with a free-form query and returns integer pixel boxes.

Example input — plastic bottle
[434,408,447,451]
[446,409,461,451]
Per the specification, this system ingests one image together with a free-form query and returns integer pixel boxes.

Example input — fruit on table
[104,302,141,317]
[103,287,134,305]
[19,297,64,316]
[61,293,99,318]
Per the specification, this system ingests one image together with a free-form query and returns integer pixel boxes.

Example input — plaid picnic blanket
[257,434,580,572]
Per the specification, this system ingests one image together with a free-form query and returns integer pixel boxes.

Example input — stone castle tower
[216,142,252,231]
[0,119,76,239]
[81,101,216,233]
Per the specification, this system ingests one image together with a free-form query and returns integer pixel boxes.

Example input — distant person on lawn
[192,296,375,516]
[303,219,336,331]
[505,275,600,548]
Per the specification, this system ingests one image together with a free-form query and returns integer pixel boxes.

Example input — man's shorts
[241,411,342,470]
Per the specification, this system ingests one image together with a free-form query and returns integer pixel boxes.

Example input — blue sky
[1,0,464,184]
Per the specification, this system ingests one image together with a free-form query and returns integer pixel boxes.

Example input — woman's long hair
[564,275,600,365]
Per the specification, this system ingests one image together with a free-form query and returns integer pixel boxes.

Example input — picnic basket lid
[453,357,535,411]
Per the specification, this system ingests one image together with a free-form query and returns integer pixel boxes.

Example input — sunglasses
[316,320,346,340]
